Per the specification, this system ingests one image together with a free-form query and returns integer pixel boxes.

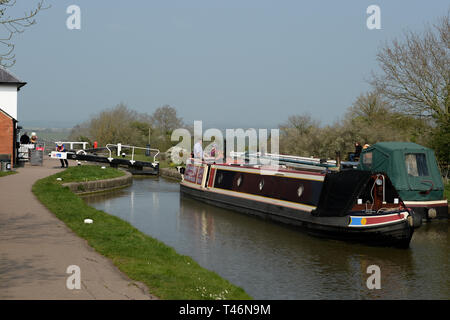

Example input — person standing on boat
[193,138,203,161]
[350,142,362,161]
[355,142,362,157]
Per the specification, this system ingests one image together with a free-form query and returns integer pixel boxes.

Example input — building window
[405,153,429,176]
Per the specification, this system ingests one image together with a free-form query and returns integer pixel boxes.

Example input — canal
[83,177,449,299]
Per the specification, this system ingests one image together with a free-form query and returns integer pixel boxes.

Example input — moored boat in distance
[180,157,422,248]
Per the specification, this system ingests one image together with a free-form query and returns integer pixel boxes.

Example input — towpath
[0,159,155,299]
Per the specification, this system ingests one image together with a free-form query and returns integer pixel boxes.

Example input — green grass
[32,166,251,300]
[0,170,17,177]
[54,165,125,183]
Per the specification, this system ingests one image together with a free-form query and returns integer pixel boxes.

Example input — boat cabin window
[297,184,304,198]
[362,152,373,169]
[258,179,264,191]
[236,174,243,187]
[405,153,429,177]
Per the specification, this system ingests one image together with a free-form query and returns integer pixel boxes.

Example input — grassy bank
[32,166,251,300]
[0,171,17,177]
[54,165,125,183]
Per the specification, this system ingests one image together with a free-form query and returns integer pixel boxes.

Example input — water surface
[83,177,449,299]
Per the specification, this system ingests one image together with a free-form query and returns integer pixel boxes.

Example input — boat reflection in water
[83,178,449,299]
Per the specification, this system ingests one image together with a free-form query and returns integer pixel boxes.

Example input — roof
[365,141,429,153]
[358,141,444,200]
[0,66,26,90]
[0,107,15,120]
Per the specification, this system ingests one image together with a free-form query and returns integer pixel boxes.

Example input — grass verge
[54,165,125,183]
[0,170,17,177]
[32,166,251,300]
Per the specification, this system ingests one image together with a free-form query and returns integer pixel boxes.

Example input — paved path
[0,159,156,299]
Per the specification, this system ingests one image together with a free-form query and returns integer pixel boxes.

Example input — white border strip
[403,200,448,206]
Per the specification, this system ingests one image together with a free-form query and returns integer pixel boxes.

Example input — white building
[0,66,27,167]
[0,66,26,121]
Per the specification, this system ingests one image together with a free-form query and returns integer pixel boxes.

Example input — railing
[105,143,160,164]
[229,151,338,168]
[56,141,90,150]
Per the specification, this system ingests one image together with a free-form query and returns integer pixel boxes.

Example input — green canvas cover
[357,142,444,201]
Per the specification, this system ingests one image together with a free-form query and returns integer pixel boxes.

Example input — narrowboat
[357,142,448,220]
[180,158,422,248]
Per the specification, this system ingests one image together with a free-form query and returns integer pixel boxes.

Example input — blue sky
[8,0,449,128]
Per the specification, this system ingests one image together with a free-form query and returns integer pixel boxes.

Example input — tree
[69,104,186,154]
[150,105,183,135]
[371,13,449,123]
[345,91,429,145]
[430,119,450,172]
[85,103,142,146]
[347,91,390,125]
[68,123,91,144]
[150,105,184,151]
[278,113,322,157]
[371,13,449,165]
[277,91,431,160]
[0,0,47,67]
[130,120,153,146]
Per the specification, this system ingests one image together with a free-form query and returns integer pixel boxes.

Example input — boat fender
[408,210,422,229]
[427,208,437,219]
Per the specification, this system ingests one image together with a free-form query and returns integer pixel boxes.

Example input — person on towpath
[56,142,69,168]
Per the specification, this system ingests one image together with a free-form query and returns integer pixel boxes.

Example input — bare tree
[279,113,322,157]
[148,105,182,151]
[371,13,449,123]
[348,91,390,125]
[278,91,431,160]
[371,13,449,166]
[0,0,48,67]
[87,103,142,146]
[150,105,184,135]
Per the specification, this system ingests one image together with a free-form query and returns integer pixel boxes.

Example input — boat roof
[191,160,328,176]
[364,141,430,153]
[358,141,444,200]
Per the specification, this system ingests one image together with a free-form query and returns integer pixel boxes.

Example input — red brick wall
[0,111,14,166]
